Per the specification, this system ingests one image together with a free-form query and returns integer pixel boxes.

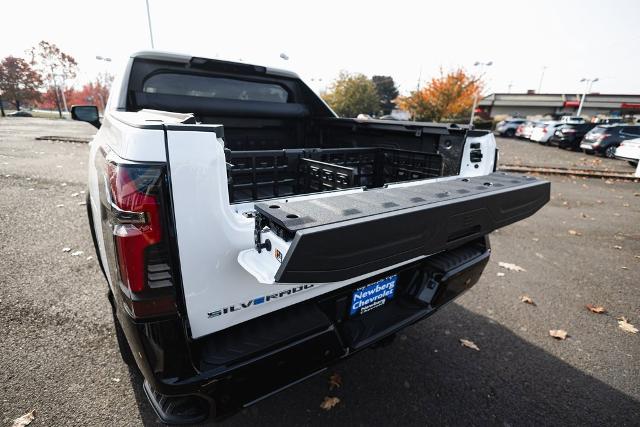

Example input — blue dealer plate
[350,275,397,316]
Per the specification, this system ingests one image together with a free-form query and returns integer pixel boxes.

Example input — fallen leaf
[520,295,536,306]
[71,251,84,256]
[535,252,544,259]
[320,396,340,411]
[549,329,568,340]
[459,338,480,351]
[621,266,628,270]
[112,377,121,382]
[635,255,640,259]
[585,304,606,314]
[56,204,64,208]
[86,256,93,261]
[11,410,36,427]
[618,318,638,334]
[498,262,526,272]
[328,373,342,390]
[612,245,622,250]
[70,192,79,197]
[496,272,505,277]
[62,247,71,252]
[623,203,629,207]
[567,229,582,236]
[77,201,86,206]
[596,200,603,204]
[531,237,539,242]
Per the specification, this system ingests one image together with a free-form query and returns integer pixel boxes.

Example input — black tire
[112,307,136,366]
[505,129,515,138]
[604,145,617,159]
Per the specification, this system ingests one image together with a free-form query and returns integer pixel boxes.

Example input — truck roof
[129,50,301,79]
[110,50,303,111]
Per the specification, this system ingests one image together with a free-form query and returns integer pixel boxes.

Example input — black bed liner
[254,172,550,283]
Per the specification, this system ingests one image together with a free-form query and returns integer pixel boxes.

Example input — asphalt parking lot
[1,118,638,426]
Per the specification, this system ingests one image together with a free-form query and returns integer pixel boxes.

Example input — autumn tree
[0,56,42,111]
[322,71,380,118]
[27,41,78,117]
[67,73,114,112]
[372,75,399,115]
[396,68,483,122]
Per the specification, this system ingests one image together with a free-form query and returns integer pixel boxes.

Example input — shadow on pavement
[127,303,639,426]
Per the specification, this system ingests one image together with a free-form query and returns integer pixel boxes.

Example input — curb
[499,164,638,181]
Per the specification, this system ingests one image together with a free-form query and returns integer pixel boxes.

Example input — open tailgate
[239,172,550,284]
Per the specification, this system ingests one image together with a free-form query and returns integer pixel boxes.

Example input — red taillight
[107,164,163,293]
[96,149,176,318]
[542,127,548,134]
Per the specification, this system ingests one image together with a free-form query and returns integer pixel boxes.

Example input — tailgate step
[243,173,549,283]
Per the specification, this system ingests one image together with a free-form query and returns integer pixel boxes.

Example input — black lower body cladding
[255,173,550,283]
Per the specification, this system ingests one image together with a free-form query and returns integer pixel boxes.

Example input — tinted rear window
[589,127,609,134]
[143,73,289,103]
[622,126,640,136]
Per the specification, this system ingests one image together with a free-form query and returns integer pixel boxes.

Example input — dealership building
[478,92,640,119]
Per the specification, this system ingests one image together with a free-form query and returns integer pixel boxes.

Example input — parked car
[7,110,33,117]
[71,51,549,424]
[530,121,563,145]
[494,118,526,137]
[614,137,640,167]
[549,122,598,150]
[515,121,540,139]
[580,125,640,158]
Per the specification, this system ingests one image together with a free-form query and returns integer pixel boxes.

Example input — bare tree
[27,41,78,117]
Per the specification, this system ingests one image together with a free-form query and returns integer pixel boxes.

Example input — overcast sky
[3,0,639,95]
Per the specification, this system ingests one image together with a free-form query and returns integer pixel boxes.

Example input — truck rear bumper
[135,236,491,421]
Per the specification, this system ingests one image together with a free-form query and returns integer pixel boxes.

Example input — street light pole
[537,66,547,93]
[145,0,155,48]
[469,61,492,126]
[576,77,598,118]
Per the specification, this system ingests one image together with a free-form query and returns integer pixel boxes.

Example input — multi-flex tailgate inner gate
[241,173,550,284]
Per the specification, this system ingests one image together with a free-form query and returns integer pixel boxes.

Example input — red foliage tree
[0,56,43,110]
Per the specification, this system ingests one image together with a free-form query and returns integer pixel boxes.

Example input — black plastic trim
[254,173,549,283]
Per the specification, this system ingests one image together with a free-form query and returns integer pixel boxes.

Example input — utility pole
[469,61,492,125]
[537,66,547,93]
[577,77,598,117]
[145,0,155,48]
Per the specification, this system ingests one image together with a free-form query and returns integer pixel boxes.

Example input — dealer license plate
[350,274,397,316]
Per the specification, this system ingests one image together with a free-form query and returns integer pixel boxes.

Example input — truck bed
[226,147,443,203]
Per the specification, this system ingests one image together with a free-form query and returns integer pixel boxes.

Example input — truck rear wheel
[112,308,136,367]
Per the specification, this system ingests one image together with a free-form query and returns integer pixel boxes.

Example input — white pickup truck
[73,51,550,424]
